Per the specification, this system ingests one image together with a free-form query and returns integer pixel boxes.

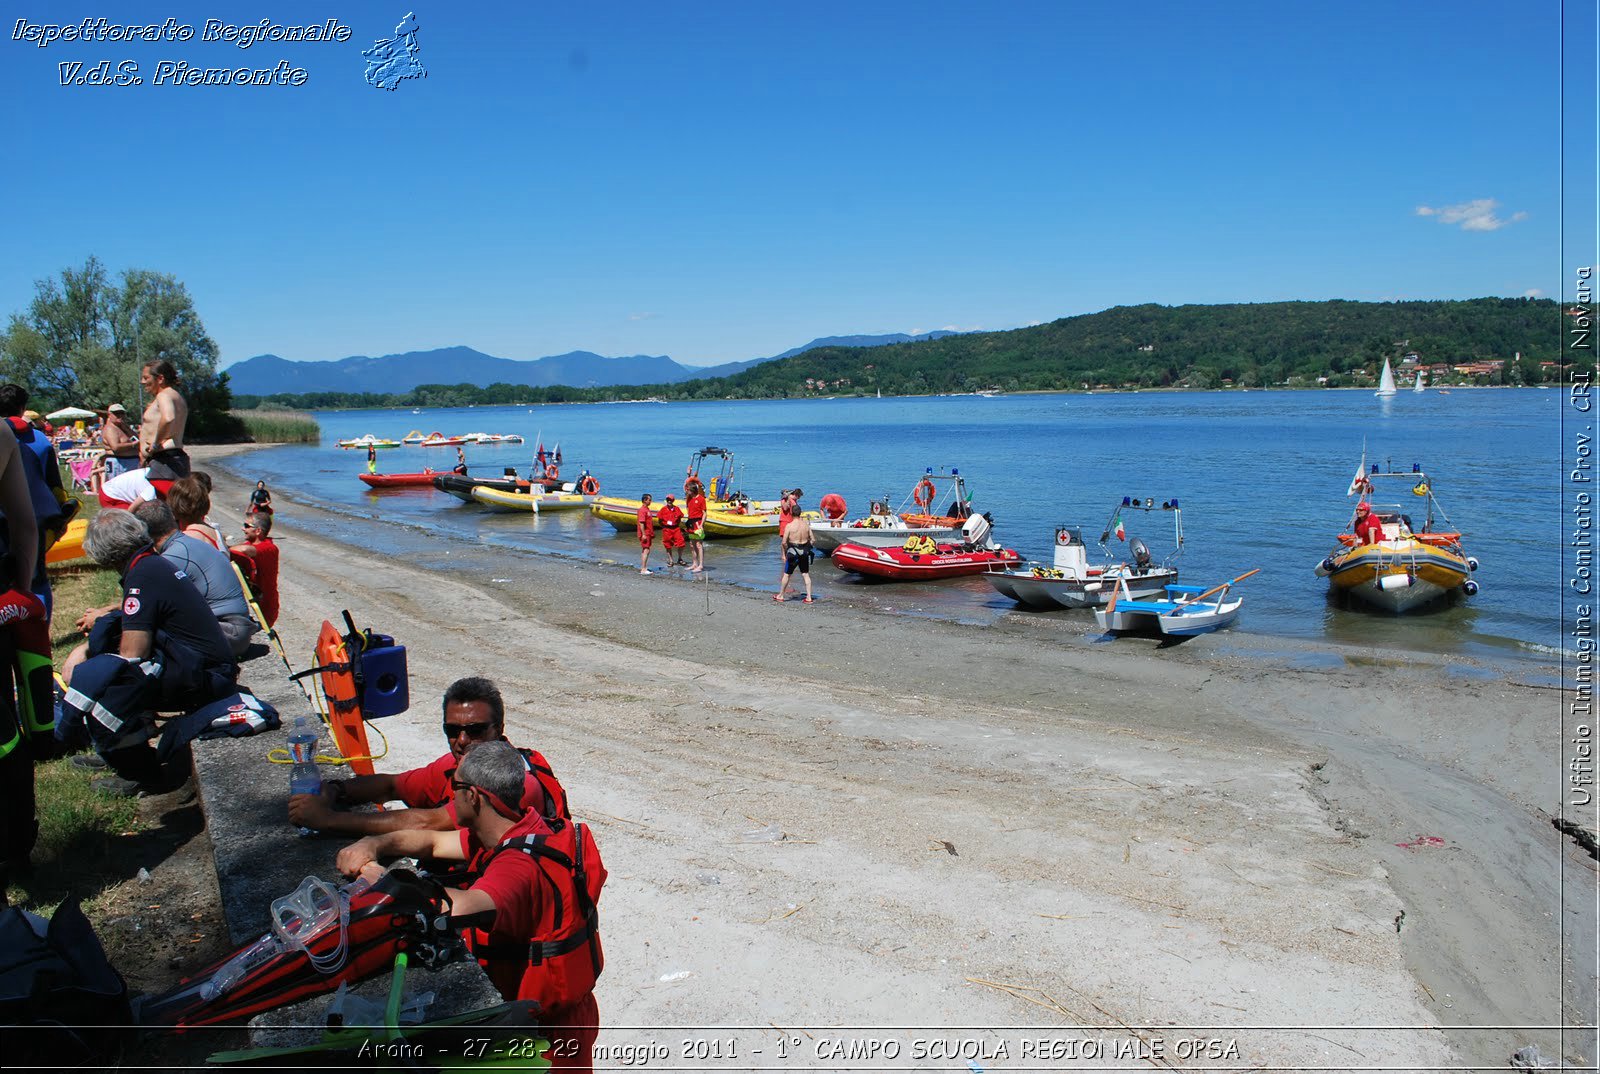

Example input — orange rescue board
[315,619,377,777]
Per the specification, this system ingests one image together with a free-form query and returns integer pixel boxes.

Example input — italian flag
[1113,512,1126,541]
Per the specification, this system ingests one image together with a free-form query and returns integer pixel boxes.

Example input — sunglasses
[450,779,476,794]
[443,720,495,739]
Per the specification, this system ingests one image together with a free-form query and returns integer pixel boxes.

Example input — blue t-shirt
[157,532,252,621]
[7,418,61,526]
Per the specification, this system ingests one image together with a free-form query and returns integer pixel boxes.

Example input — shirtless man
[138,360,190,481]
[775,510,815,603]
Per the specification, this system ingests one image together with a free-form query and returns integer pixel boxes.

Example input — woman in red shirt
[684,479,707,573]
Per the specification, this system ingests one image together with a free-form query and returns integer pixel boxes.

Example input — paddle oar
[1188,568,1261,605]
[1104,575,1124,616]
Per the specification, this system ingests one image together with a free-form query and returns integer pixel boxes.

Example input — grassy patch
[235,409,320,443]
[47,559,121,674]
[4,758,142,909]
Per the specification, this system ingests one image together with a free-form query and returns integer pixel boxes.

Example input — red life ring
[913,478,936,509]
[580,475,600,495]
[545,464,560,481]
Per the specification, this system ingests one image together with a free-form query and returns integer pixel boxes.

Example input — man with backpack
[335,739,603,1070]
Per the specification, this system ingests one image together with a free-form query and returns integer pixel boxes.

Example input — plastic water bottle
[288,717,321,835]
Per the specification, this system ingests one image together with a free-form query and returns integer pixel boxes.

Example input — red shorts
[638,533,653,549]
[662,529,685,550]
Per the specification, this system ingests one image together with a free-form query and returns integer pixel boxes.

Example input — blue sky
[2,1,1589,369]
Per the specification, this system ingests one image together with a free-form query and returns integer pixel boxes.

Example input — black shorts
[783,545,813,575]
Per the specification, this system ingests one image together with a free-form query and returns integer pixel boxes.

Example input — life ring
[913,478,936,508]
[545,463,560,481]
[580,475,600,496]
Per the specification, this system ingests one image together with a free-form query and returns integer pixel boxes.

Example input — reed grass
[235,409,321,443]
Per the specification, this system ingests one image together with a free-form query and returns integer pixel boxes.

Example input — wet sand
[200,445,1596,1071]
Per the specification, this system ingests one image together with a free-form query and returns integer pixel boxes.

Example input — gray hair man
[62,509,238,795]
[129,500,258,656]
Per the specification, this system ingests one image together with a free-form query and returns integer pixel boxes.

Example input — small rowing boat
[1093,571,1257,636]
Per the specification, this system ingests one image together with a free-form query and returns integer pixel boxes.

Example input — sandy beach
[196,445,1595,1071]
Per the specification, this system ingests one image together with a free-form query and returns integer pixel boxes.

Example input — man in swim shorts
[775,511,815,603]
[657,494,686,567]
[138,360,190,481]
[636,492,655,575]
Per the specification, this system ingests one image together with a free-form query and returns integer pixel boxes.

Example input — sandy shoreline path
[197,445,1593,1071]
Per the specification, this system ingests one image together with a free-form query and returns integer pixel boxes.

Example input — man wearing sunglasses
[335,740,602,1071]
[289,676,568,835]
[228,511,279,627]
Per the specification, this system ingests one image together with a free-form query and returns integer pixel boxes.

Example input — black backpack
[0,897,131,1065]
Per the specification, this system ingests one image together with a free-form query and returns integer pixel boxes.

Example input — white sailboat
[1374,358,1398,397]
[1413,368,1426,393]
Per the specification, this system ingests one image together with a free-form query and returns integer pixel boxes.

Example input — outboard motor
[961,512,991,549]
[1129,537,1153,574]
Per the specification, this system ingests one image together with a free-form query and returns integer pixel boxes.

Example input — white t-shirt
[102,467,158,503]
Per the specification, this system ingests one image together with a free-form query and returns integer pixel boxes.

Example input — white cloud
[1415,198,1527,232]
[1524,288,1544,298]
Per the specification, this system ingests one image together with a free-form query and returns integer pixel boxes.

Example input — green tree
[1,258,242,438]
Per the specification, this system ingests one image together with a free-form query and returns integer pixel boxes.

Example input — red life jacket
[472,819,606,1012]
[521,748,571,825]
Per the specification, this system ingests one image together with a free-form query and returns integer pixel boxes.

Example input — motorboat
[337,435,402,449]
[433,469,532,502]
[358,470,438,489]
[470,486,595,513]
[984,497,1184,609]
[1314,458,1478,613]
[1093,572,1255,636]
[832,514,1022,580]
[811,469,978,553]
[590,446,788,538]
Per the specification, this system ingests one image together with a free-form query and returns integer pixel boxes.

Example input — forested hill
[695,298,1560,397]
[235,298,1563,409]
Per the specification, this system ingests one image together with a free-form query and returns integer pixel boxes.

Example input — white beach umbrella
[45,406,98,421]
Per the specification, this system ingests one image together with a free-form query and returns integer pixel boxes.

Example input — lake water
[226,388,1565,664]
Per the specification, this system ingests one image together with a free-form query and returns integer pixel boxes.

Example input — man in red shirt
[289,676,568,833]
[635,492,655,575]
[656,494,686,567]
[228,511,279,626]
[1353,501,1386,545]
[336,741,602,1071]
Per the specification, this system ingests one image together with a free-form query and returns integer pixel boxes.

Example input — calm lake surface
[228,389,1565,664]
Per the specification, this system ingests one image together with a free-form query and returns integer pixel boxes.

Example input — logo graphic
[123,596,141,616]
[363,12,425,90]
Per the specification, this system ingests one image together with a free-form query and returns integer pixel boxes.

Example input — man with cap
[1353,501,1385,545]
[98,403,140,478]
[656,493,686,567]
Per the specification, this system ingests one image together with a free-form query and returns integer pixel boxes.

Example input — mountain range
[225,332,957,396]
